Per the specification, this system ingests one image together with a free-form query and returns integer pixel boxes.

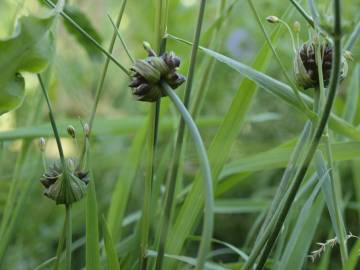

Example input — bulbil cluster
[294,41,348,89]
[129,45,186,102]
[40,164,89,204]
[39,124,90,205]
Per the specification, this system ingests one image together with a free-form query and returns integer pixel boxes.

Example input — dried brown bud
[67,125,76,138]
[294,41,348,89]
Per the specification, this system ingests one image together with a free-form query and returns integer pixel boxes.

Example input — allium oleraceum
[129,46,186,102]
[294,40,348,89]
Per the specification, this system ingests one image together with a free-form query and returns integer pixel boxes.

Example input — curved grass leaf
[102,216,121,270]
[221,140,360,178]
[86,171,101,270]
[168,35,360,141]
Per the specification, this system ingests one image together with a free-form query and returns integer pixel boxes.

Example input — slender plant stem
[154,1,208,269]
[243,0,342,268]
[53,218,67,270]
[37,74,66,168]
[191,0,227,118]
[43,0,130,77]
[345,20,360,51]
[161,81,214,270]
[139,104,156,270]
[88,0,128,131]
[65,204,72,270]
[247,0,311,115]
[315,36,348,263]
[108,15,135,63]
[139,1,168,269]
[289,0,314,27]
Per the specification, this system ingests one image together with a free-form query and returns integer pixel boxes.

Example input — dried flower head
[67,125,76,138]
[294,41,348,89]
[129,44,186,102]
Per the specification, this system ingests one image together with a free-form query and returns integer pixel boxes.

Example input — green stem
[315,36,348,263]
[191,0,227,118]
[247,0,312,116]
[43,0,130,77]
[161,81,214,270]
[139,105,156,270]
[88,0,128,131]
[107,14,135,63]
[154,1,207,269]
[37,74,66,169]
[345,20,360,51]
[289,0,314,27]
[278,19,297,54]
[65,204,72,270]
[53,218,67,270]
[243,0,342,268]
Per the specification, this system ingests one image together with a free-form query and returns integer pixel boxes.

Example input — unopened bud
[39,137,46,152]
[266,16,279,24]
[143,41,156,56]
[344,50,353,61]
[293,21,301,33]
[84,123,90,138]
[67,125,76,138]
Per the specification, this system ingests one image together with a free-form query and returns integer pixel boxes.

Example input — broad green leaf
[0,1,63,115]
[63,5,103,61]
[102,216,121,270]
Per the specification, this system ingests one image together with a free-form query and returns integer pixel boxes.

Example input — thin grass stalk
[289,0,314,27]
[191,0,227,118]
[254,121,312,244]
[244,0,343,268]
[88,0,128,130]
[0,142,28,243]
[247,0,311,115]
[139,1,168,269]
[65,204,72,270]
[43,0,129,76]
[154,1,207,269]
[38,74,72,269]
[314,37,348,263]
[345,20,360,51]
[139,104,156,270]
[161,81,214,270]
[53,218,66,270]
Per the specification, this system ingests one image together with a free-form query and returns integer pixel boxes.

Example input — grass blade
[102,216,121,270]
